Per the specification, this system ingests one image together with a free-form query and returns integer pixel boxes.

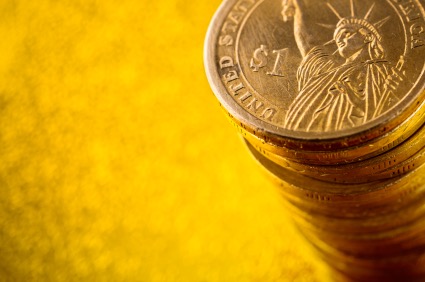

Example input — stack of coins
[204,0,425,280]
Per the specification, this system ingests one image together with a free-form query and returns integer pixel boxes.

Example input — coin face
[205,0,425,144]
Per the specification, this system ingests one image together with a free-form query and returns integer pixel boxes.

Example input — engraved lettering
[216,0,424,130]
[246,98,264,112]
[229,83,245,95]
[389,1,425,48]
[260,108,277,121]
[399,1,421,22]
[318,151,348,160]
[218,0,258,49]
[235,0,256,12]
[410,22,425,48]
[250,45,290,77]
[219,35,234,46]
[221,21,238,33]
[223,70,239,82]
[228,11,244,25]
[250,45,268,72]
[239,92,253,103]
[412,35,425,48]
[411,22,424,34]
[220,56,234,69]
[267,48,289,77]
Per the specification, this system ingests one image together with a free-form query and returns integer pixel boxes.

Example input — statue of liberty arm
[282,0,316,57]
[282,0,397,132]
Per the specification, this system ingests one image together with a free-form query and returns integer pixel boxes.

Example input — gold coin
[244,137,425,277]
[234,108,425,164]
[305,231,425,279]
[286,191,425,235]
[302,221,425,257]
[244,138,425,216]
[205,0,425,163]
[247,124,425,183]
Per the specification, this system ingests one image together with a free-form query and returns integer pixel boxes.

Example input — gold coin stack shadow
[205,0,425,280]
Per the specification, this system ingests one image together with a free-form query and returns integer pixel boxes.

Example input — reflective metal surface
[205,0,425,163]
[205,0,425,280]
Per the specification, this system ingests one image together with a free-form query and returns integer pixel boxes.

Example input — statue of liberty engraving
[282,0,403,132]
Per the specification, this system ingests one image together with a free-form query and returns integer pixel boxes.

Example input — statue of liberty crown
[327,1,390,42]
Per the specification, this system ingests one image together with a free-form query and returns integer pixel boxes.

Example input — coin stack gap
[205,0,425,280]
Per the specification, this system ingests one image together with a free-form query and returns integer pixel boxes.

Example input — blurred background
[0,1,323,280]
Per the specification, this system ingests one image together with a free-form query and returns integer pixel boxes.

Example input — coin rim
[204,0,425,150]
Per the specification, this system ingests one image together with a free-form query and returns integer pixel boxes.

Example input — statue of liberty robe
[284,46,391,132]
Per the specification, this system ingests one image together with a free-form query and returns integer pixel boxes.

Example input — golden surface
[0,1,325,281]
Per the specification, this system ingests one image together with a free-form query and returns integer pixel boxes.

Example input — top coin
[205,0,425,151]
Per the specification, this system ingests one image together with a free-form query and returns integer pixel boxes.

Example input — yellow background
[0,1,323,280]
